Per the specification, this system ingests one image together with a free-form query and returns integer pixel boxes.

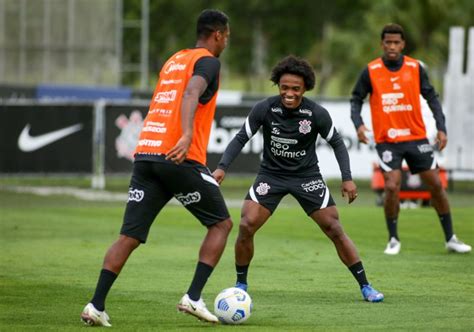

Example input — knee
[322,220,344,239]
[218,218,233,234]
[238,216,256,239]
[118,235,141,251]
[384,180,400,195]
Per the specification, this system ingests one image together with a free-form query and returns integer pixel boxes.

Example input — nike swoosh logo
[390,77,399,82]
[18,123,83,152]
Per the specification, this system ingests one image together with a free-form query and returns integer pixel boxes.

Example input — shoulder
[194,56,220,82]
[403,55,420,69]
[368,57,383,70]
[302,98,328,115]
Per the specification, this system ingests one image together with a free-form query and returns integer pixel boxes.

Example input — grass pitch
[0,180,473,331]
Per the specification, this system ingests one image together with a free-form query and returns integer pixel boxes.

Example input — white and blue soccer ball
[214,287,252,324]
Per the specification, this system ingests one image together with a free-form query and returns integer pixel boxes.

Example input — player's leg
[171,163,232,322]
[310,207,383,302]
[310,206,359,265]
[235,175,283,291]
[382,169,402,253]
[82,161,170,326]
[234,199,272,290]
[419,169,471,252]
[376,143,404,254]
[406,140,471,253]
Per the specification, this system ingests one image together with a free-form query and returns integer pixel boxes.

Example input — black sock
[348,261,369,288]
[187,262,214,301]
[439,213,454,242]
[90,269,118,311]
[236,264,249,285]
[385,216,399,241]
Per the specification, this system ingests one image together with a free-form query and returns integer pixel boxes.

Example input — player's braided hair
[197,9,229,39]
[270,55,316,91]
[381,23,405,40]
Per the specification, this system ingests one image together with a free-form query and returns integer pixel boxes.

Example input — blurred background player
[213,55,384,303]
[81,9,232,326]
[350,23,471,255]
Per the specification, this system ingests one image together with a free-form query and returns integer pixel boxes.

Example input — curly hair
[270,55,315,91]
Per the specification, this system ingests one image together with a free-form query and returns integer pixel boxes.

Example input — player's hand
[341,180,358,204]
[212,168,226,184]
[435,131,448,151]
[357,125,371,144]
[165,135,192,164]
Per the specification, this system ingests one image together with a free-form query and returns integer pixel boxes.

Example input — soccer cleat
[235,282,248,292]
[361,285,384,303]
[384,237,401,255]
[177,294,218,323]
[80,303,112,327]
[446,235,472,253]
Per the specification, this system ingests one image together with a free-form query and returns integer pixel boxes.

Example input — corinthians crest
[256,182,271,195]
[115,110,144,161]
[298,119,311,134]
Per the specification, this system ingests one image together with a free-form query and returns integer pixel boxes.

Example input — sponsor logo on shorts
[301,179,326,193]
[298,120,312,134]
[176,191,201,206]
[417,144,433,153]
[255,182,271,195]
[128,188,145,202]
[382,150,393,163]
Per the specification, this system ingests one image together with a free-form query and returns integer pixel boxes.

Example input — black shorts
[244,172,335,215]
[121,160,230,243]
[375,139,437,174]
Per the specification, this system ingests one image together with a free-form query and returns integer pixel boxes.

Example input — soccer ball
[214,287,252,324]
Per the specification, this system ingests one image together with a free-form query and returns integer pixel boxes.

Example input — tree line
[123,0,473,97]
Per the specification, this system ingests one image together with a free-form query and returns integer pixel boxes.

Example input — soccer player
[350,23,471,255]
[213,55,384,303]
[81,9,232,326]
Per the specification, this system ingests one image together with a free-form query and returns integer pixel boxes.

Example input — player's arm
[350,67,373,144]
[419,63,448,150]
[318,109,358,203]
[166,75,208,164]
[213,102,265,184]
[166,57,219,164]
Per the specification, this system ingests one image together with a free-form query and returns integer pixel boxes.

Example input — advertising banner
[0,103,93,173]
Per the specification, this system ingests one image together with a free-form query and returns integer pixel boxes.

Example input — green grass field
[0,178,473,331]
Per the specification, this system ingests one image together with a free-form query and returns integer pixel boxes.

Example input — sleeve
[193,56,220,83]
[317,109,352,181]
[217,101,266,171]
[350,67,371,130]
[419,63,447,133]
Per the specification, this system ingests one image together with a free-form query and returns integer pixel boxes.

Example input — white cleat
[80,303,112,327]
[384,237,401,255]
[177,294,218,323]
[446,235,472,253]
